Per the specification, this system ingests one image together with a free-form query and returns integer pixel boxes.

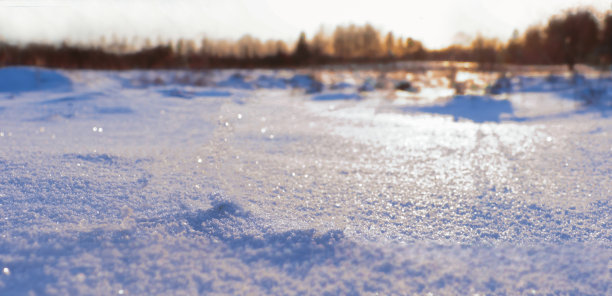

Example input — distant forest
[1,8,611,70]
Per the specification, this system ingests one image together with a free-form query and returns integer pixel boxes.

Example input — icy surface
[0,67,610,295]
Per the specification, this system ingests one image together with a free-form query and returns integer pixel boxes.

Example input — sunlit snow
[0,66,610,295]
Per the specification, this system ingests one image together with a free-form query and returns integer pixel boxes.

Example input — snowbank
[0,67,72,93]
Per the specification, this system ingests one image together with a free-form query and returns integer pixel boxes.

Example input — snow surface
[0,66,610,295]
[0,67,72,94]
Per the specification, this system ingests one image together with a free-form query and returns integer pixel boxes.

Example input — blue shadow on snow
[158,88,232,99]
[312,92,361,101]
[408,95,514,123]
[186,200,346,275]
[0,67,73,93]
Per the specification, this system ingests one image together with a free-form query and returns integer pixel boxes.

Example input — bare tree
[545,10,598,71]
[293,32,311,62]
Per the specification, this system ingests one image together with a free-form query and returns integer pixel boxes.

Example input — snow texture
[0,66,610,295]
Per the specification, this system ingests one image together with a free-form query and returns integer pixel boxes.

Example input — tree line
[432,9,612,70]
[0,8,610,70]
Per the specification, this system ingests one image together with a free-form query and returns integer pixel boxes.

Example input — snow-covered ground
[0,66,610,295]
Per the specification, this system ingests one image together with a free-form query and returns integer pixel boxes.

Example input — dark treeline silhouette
[1,8,611,70]
[432,8,612,70]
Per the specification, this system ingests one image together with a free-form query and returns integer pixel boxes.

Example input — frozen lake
[0,67,610,295]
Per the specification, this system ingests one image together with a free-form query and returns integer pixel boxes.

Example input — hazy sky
[0,0,610,49]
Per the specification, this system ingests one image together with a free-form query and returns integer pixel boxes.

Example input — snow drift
[0,67,72,93]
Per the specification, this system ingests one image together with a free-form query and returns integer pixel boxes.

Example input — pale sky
[0,0,610,49]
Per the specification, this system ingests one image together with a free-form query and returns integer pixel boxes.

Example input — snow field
[0,67,610,295]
